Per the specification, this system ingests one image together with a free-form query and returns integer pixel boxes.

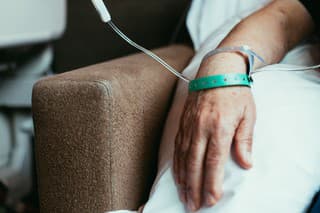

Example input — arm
[198,0,314,77]
[174,0,314,211]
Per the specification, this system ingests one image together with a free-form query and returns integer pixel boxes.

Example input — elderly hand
[173,0,315,209]
[173,54,256,211]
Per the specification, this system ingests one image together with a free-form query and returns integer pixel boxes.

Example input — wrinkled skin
[172,0,314,211]
[173,85,256,211]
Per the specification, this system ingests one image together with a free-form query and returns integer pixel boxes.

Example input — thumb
[233,111,255,169]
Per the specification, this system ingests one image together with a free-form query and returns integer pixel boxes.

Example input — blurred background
[0,0,191,212]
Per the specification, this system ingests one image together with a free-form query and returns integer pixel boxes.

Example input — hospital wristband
[189,73,252,92]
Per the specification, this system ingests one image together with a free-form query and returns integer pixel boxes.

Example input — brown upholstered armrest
[32,45,193,213]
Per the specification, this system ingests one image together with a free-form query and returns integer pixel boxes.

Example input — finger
[203,125,235,206]
[232,109,256,169]
[175,104,191,185]
[173,132,181,183]
[174,131,186,203]
[178,129,192,204]
[185,130,208,212]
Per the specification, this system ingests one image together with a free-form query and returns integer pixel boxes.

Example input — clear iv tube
[251,64,320,74]
[93,0,320,81]
[204,46,320,76]
[108,21,191,83]
[107,22,320,81]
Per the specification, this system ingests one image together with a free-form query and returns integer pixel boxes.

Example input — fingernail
[187,199,196,212]
[205,193,217,206]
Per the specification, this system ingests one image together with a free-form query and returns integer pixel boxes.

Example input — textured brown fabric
[32,45,194,213]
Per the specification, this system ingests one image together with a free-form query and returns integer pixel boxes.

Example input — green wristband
[189,73,252,92]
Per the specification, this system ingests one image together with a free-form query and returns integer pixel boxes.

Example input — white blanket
[109,0,320,212]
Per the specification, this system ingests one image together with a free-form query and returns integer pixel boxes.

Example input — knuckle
[185,143,203,172]
[189,140,201,154]
[195,110,210,126]
[176,141,190,159]
[213,122,235,142]
[205,154,221,167]
[193,134,204,145]
[211,110,237,129]
[186,157,200,173]
[187,187,200,203]
[235,135,253,145]
[207,188,223,201]
[179,142,189,154]
[211,111,223,124]
[212,113,226,128]
[234,122,255,145]
[208,137,229,151]
[235,137,253,147]
[215,121,231,135]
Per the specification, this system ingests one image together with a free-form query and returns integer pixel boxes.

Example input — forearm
[197,0,314,77]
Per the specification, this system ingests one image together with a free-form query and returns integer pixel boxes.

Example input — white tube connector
[91,0,111,22]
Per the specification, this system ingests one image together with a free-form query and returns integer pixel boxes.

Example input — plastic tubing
[108,21,191,83]
[204,45,320,77]
[251,64,320,74]
[92,0,320,83]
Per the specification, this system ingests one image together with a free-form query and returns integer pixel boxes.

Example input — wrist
[196,52,248,78]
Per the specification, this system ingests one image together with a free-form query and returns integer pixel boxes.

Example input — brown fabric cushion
[32,45,193,213]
